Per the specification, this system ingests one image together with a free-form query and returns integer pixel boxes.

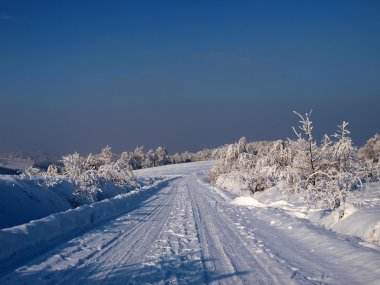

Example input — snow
[134,160,216,178]
[0,172,160,229]
[0,175,74,228]
[230,183,380,246]
[215,172,249,195]
[231,197,296,209]
[231,196,266,207]
[310,205,380,245]
[0,161,380,284]
[0,178,172,275]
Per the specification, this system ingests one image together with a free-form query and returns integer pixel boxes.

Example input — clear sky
[0,0,379,154]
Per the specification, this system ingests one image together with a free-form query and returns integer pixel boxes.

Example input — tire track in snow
[196,179,380,285]
[188,177,279,285]
[127,181,205,284]
[192,180,339,284]
[2,161,380,285]
[1,180,179,285]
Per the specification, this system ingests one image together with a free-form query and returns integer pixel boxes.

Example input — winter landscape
[1,1,380,284]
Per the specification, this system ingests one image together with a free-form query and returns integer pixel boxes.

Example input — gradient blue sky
[0,0,379,154]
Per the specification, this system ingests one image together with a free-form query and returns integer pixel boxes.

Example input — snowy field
[1,161,380,284]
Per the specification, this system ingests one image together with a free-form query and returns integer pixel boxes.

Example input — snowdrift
[229,183,380,246]
[310,203,380,245]
[0,175,74,229]
[0,175,156,229]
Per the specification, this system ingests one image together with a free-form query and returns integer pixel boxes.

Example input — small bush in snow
[21,146,139,204]
[59,147,139,202]
[359,134,380,180]
[279,114,364,210]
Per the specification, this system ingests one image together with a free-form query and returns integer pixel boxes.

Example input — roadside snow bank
[0,174,158,229]
[0,178,171,274]
[228,183,380,245]
[0,176,75,229]
[310,205,380,245]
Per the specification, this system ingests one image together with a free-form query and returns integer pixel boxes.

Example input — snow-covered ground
[0,174,157,229]
[228,183,380,247]
[0,175,74,229]
[134,160,216,178]
[1,161,380,284]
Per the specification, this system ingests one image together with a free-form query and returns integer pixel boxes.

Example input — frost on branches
[209,137,258,194]
[359,134,380,180]
[279,113,365,211]
[21,146,139,205]
[211,111,367,212]
[60,146,138,203]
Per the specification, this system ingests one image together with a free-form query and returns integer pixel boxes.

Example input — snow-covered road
[1,162,380,284]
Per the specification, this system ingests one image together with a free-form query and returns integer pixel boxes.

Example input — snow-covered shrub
[22,166,42,179]
[46,164,59,175]
[277,114,364,210]
[144,149,156,168]
[210,137,260,194]
[41,165,62,187]
[155,146,168,166]
[98,160,137,188]
[359,134,380,180]
[359,134,380,163]
[211,111,366,212]
[58,147,139,202]
[210,137,293,194]
[255,140,293,192]
[118,146,145,170]
[21,165,62,188]
[61,152,83,185]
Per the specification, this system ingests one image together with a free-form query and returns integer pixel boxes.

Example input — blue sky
[0,0,379,154]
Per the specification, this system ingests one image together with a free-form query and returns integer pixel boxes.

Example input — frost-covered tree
[155,146,168,166]
[210,112,365,212]
[120,146,145,170]
[130,146,145,169]
[255,140,293,192]
[144,149,156,168]
[118,151,131,168]
[98,160,137,188]
[359,134,380,162]
[359,134,380,180]
[278,116,363,210]
[291,111,318,185]
[59,147,138,202]
[99,145,113,165]
[209,137,260,193]
[61,152,84,185]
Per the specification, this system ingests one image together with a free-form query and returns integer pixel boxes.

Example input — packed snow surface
[1,161,380,284]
